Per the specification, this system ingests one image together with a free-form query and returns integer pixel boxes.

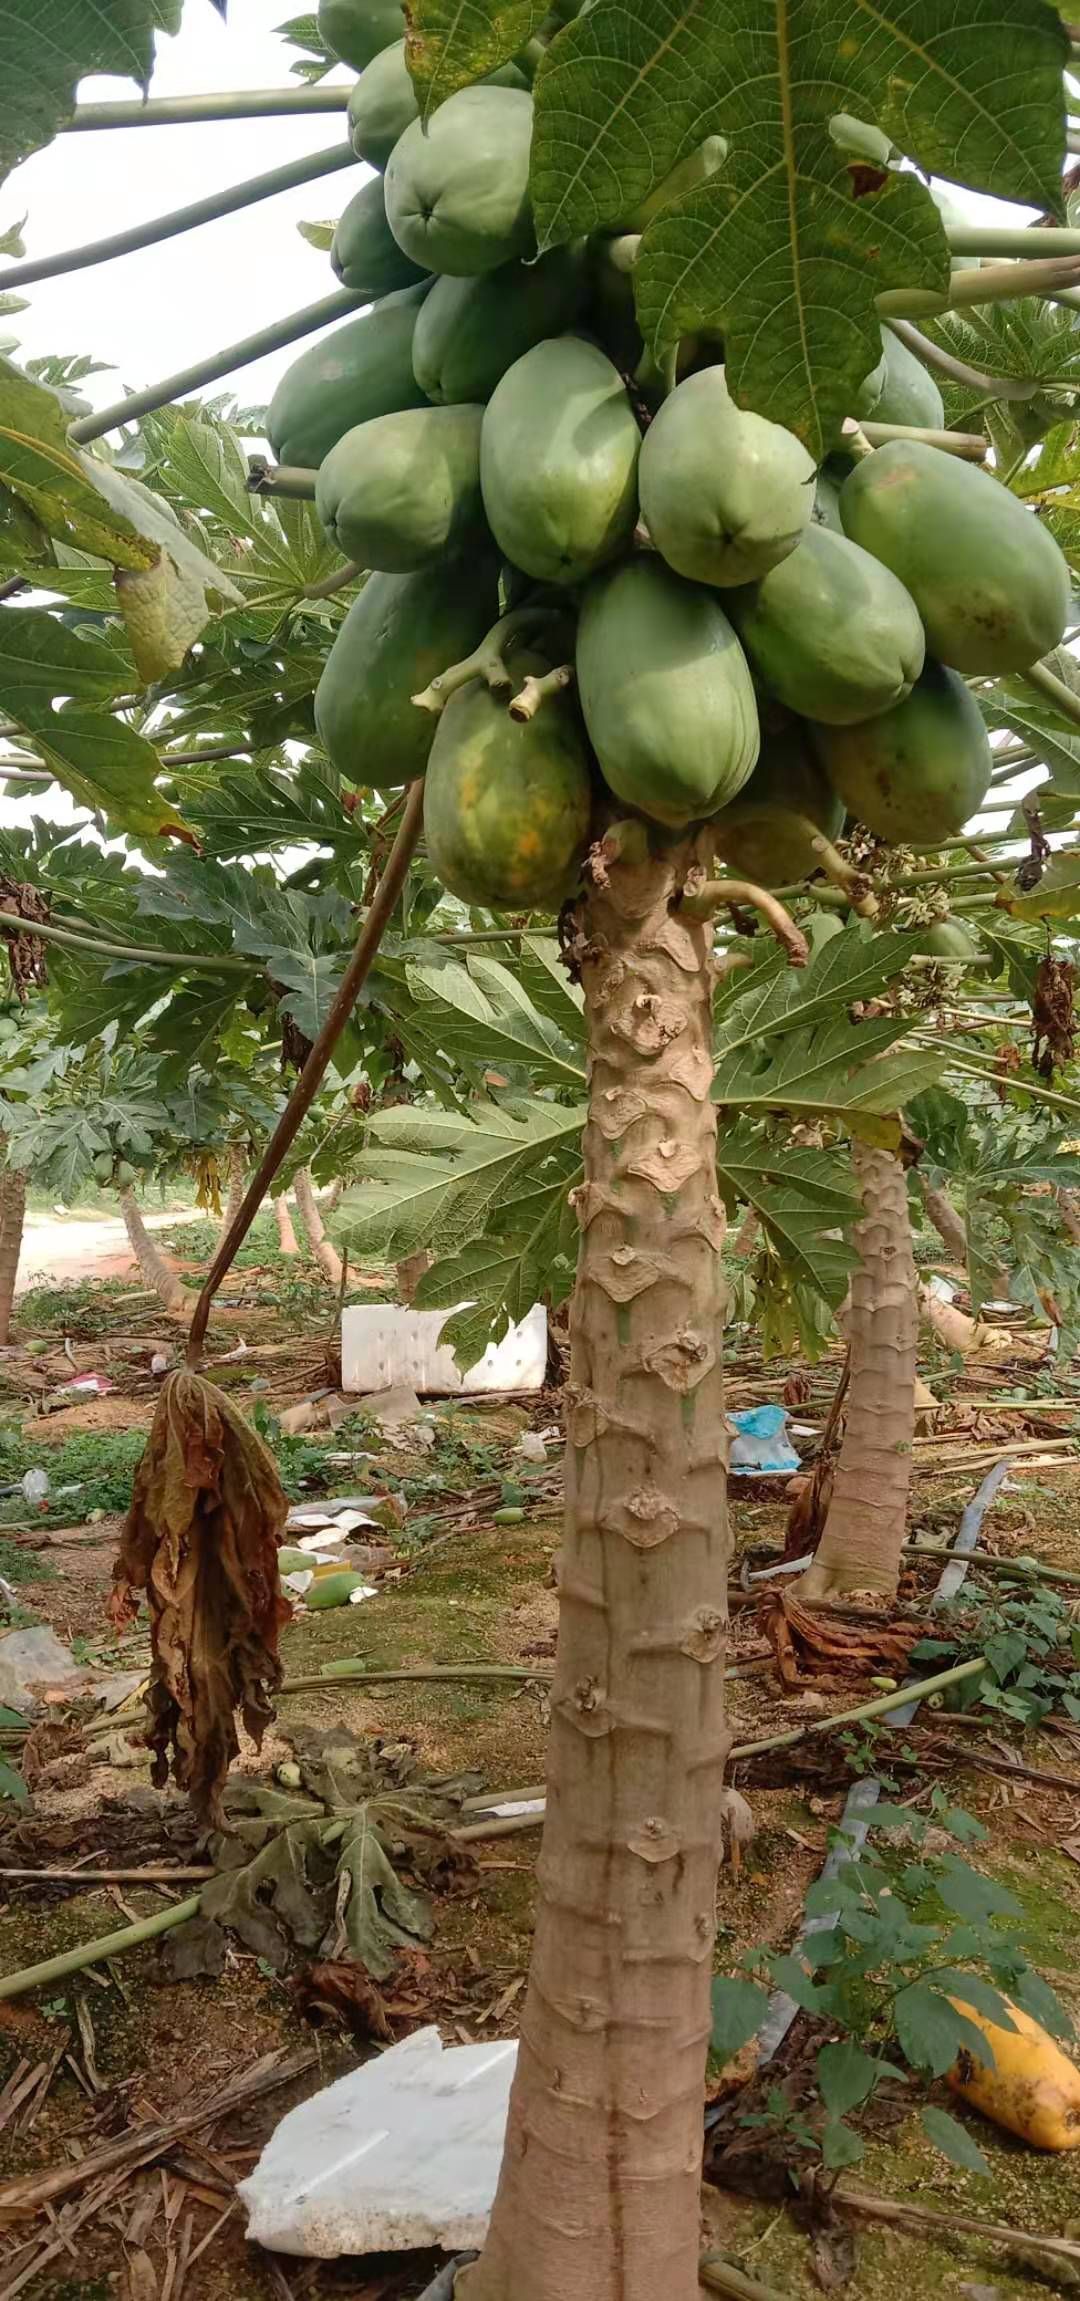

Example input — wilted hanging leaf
[0,876,48,1000]
[1032,955,1077,1078]
[114,554,209,684]
[110,1370,290,1823]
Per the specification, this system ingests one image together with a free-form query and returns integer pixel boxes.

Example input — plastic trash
[238,2026,516,2257]
[0,1626,83,1711]
[728,1404,801,1476]
[20,1469,49,1506]
[341,1303,547,1396]
[515,1430,548,1463]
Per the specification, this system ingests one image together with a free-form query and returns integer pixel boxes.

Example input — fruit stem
[303,558,362,600]
[68,291,363,445]
[883,321,1040,406]
[854,419,988,461]
[507,664,574,723]
[247,459,320,502]
[0,144,359,291]
[878,252,1080,320]
[1019,658,1080,734]
[807,830,879,917]
[947,225,1080,259]
[62,87,351,129]
[411,608,562,714]
[682,875,809,965]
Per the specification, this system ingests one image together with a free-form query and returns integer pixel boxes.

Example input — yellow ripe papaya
[947,1996,1080,2151]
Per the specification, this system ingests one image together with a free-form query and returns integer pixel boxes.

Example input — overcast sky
[1,0,359,414]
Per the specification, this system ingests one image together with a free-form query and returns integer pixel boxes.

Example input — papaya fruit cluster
[268,0,1072,910]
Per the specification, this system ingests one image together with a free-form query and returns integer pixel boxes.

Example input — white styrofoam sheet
[341,1303,547,1397]
[238,2026,516,2258]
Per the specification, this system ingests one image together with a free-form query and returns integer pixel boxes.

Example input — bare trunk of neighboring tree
[916,1169,967,1262]
[293,1165,344,1288]
[798,1139,916,1601]
[460,833,729,2301]
[732,1205,759,1258]
[0,1168,26,1345]
[272,1195,299,1256]
[118,1188,186,1318]
[219,1143,246,1247]
[322,1176,344,1216]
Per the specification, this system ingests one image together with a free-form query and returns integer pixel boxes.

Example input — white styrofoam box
[341,1302,547,1397]
[238,2026,516,2258]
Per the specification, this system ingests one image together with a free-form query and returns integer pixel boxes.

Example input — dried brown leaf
[110,1371,290,1823]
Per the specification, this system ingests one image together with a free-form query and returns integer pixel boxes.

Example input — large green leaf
[406,0,549,118]
[518,0,1064,454]
[999,847,1080,921]
[372,949,588,1098]
[0,0,181,184]
[716,1123,857,1305]
[712,927,944,1126]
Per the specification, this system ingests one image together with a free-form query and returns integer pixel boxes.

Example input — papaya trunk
[1058,1186,1080,1247]
[798,1139,916,1601]
[219,1144,247,1247]
[118,1190,186,1318]
[293,1166,344,1288]
[272,1195,300,1256]
[322,1176,344,1216]
[0,1168,26,1345]
[459,832,729,2301]
[916,1170,967,1262]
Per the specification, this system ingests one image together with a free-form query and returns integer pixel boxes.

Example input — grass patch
[0,1423,148,1523]
[15,1277,155,1336]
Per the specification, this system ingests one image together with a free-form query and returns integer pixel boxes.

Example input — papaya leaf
[716,1125,857,1306]
[998,847,1080,922]
[521,0,1065,456]
[335,1808,434,1980]
[920,2104,990,2175]
[0,0,181,186]
[406,0,550,120]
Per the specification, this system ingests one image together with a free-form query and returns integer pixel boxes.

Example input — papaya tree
[1,0,1080,2292]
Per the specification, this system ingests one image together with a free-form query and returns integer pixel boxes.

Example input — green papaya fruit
[480,335,640,585]
[812,466,845,532]
[348,42,526,170]
[576,556,759,828]
[640,367,815,588]
[305,1570,367,1609]
[93,1152,114,1184]
[855,346,888,419]
[412,246,587,405]
[918,918,978,959]
[331,174,430,296]
[729,524,925,725]
[712,716,844,885]
[315,552,500,788]
[809,660,992,844]
[316,403,485,570]
[840,442,1070,674]
[318,0,404,71]
[864,327,944,430]
[267,285,429,472]
[424,651,592,909]
[385,86,534,276]
[115,1160,138,1188]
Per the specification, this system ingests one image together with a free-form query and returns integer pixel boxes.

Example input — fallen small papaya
[315,403,486,571]
[640,366,815,588]
[840,440,1070,674]
[314,553,500,787]
[576,556,759,827]
[423,651,592,910]
[267,286,429,473]
[947,1995,1080,2151]
[480,334,640,585]
[331,174,429,297]
[384,86,535,276]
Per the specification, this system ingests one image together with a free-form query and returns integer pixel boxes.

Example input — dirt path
[16,1205,202,1293]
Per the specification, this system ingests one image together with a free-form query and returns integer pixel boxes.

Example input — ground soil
[0,1238,1078,2300]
